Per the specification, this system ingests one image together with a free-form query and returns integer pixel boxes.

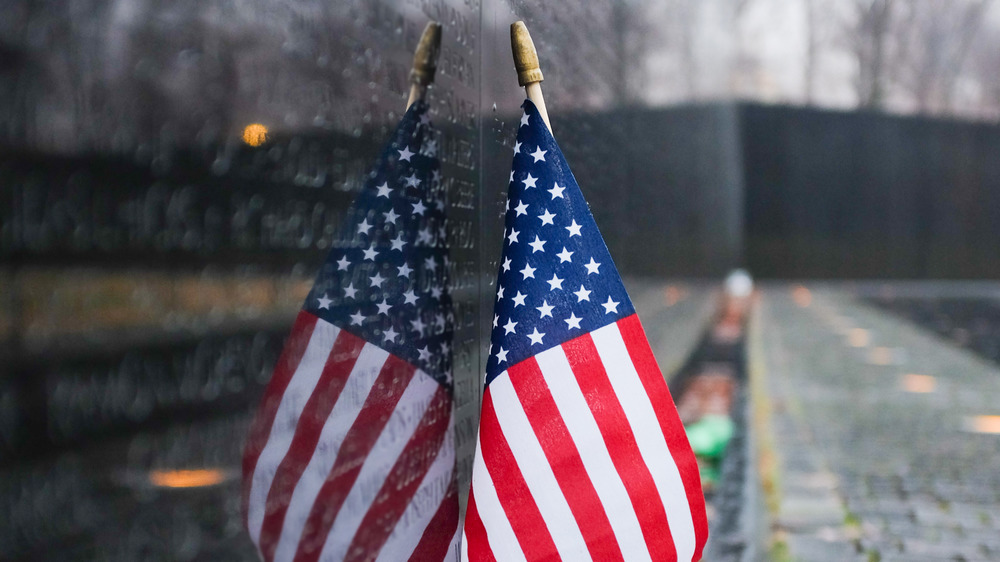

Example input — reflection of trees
[0,0,401,154]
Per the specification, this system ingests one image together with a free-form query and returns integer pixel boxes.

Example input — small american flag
[242,101,460,562]
[461,100,708,561]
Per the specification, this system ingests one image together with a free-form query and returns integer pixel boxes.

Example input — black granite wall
[742,104,1000,279]
[0,1,742,558]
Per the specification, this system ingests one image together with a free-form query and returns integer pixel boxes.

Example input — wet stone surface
[757,285,1000,561]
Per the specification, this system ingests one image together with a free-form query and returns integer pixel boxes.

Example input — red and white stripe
[242,311,459,562]
[462,314,707,562]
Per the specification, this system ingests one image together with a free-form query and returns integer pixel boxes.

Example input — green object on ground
[685,414,735,459]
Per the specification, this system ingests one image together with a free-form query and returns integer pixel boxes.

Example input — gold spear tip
[511,21,543,86]
[410,22,442,87]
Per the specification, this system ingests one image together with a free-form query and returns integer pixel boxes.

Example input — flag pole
[511,21,552,134]
[406,22,442,110]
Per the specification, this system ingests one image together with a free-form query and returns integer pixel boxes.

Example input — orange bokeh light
[149,469,230,488]
[792,285,812,307]
[900,374,936,393]
[242,123,268,147]
[847,328,870,348]
[663,285,683,306]
[965,415,1000,434]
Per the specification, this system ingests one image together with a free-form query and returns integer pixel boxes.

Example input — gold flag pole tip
[406,22,441,110]
[410,22,442,87]
[510,21,551,133]
[511,22,543,86]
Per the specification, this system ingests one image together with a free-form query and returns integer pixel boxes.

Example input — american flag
[242,101,460,562]
[461,100,708,561]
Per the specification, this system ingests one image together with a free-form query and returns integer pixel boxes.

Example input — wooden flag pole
[407,22,442,110]
[511,21,552,134]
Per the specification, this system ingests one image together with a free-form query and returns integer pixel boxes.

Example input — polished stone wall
[1,0,747,558]
[742,103,1000,279]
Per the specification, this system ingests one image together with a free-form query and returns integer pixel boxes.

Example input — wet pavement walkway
[753,285,1000,561]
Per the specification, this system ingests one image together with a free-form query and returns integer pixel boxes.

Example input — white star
[514,200,529,216]
[417,228,433,245]
[422,257,436,272]
[520,112,530,127]
[363,246,378,261]
[495,346,509,363]
[585,257,601,274]
[316,294,332,309]
[411,200,426,215]
[412,317,426,335]
[537,300,554,318]
[565,312,582,330]
[343,284,357,299]
[391,236,406,251]
[493,314,499,328]
[357,219,373,235]
[538,209,556,226]
[528,235,546,253]
[502,257,512,272]
[602,296,621,314]
[376,300,391,315]
[530,146,547,162]
[547,274,564,290]
[375,182,392,198]
[384,327,399,342]
[514,141,522,154]
[496,285,505,300]
[404,174,420,188]
[423,139,438,156]
[350,311,365,325]
[384,209,399,224]
[398,146,415,161]
[557,247,574,263]
[420,113,431,125]
[507,229,520,244]
[512,291,527,307]
[398,263,413,278]
[403,290,418,305]
[520,262,536,279]
[503,318,518,335]
[431,286,443,299]
[527,328,545,346]
[522,173,538,189]
[336,256,350,270]
[549,183,566,199]
[509,170,515,183]
[574,285,592,302]
[418,346,431,362]
[370,272,386,286]
[566,220,582,237]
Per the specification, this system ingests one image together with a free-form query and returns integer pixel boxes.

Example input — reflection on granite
[0,0,735,559]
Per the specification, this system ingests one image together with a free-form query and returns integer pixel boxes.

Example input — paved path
[753,285,1000,561]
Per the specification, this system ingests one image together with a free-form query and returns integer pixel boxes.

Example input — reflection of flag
[462,100,708,561]
[242,101,459,562]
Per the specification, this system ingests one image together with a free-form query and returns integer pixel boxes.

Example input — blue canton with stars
[305,101,453,387]
[485,100,635,385]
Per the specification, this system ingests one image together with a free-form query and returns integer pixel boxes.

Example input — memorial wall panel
[0,0,667,558]
[741,104,1000,279]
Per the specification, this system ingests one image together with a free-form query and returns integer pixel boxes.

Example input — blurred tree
[852,0,894,109]
[893,0,992,115]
